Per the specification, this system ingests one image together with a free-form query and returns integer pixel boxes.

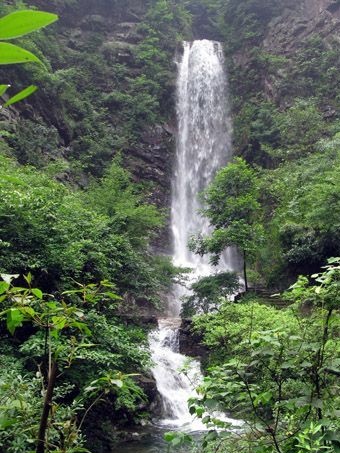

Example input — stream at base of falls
[115,429,201,453]
[114,318,243,453]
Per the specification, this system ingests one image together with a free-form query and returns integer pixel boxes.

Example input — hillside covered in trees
[2,1,340,453]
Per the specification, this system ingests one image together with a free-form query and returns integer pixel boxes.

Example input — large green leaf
[6,308,24,335]
[0,84,10,96]
[0,10,58,40]
[4,85,38,107]
[31,287,43,300]
[0,42,42,65]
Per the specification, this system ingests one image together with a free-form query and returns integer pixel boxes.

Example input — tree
[189,158,264,290]
[0,274,131,453]
[181,272,240,317]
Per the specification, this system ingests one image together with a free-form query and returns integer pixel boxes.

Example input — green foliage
[0,154,172,304]
[268,99,326,160]
[130,0,191,125]
[170,260,340,453]
[85,157,163,249]
[0,1,189,176]
[258,134,340,283]
[0,275,151,452]
[0,366,88,453]
[193,297,295,363]
[189,158,264,288]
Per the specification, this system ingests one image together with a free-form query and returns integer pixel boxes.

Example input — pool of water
[114,429,171,453]
[114,427,203,453]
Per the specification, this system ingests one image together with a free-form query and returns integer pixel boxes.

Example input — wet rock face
[124,124,175,252]
[264,0,340,55]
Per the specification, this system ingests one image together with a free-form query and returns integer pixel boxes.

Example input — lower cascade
[149,318,204,429]
[149,40,238,429]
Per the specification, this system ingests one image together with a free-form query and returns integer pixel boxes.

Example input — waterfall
[149,318,204,429]
[172,40,232,274]
[150,40,237,430]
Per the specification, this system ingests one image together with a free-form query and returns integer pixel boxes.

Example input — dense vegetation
[174,260,340,453]
[3,0,340,453]
[220,0,340,286]
[0,3,186,452]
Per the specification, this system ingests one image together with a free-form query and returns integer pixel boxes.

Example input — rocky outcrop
[230,0,340,108]
[264,0,340,55]
[124,124,175,252]
[179,319,207,359]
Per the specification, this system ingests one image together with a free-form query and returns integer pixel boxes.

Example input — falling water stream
[117,40,239,453]
[150,40,238,430]
[172,40,233,278]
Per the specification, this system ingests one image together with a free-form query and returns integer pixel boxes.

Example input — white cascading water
[149,318,204,429]
[150,40,239,430]
[172,40,233,278]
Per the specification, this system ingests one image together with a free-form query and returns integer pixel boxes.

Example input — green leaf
[6,308,24,335]
[0,281,9,295]
[20,306,35,317]
[31,287,43,300]
[0,10,58,40]
[0,43,42,65]
[71,321,91,335]
[24,272,32,285]
[51,316,67,330]
[164,432,176,442]
[0,84,10,96]
[4,85,38,107]
[196,406,205,417]
[104,291,122,300]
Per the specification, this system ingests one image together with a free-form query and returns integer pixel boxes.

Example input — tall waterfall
[150,40,236,430]
[172,40,233,274]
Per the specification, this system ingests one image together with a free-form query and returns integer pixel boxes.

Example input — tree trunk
[36,360,57,453]
[243,250,248,292]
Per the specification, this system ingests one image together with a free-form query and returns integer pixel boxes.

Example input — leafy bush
[0,154,171,304]
[181,272,240,317]
[172,260,340,453]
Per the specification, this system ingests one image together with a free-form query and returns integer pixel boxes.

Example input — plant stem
[36,360,57,453]
[243,250,248,291]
